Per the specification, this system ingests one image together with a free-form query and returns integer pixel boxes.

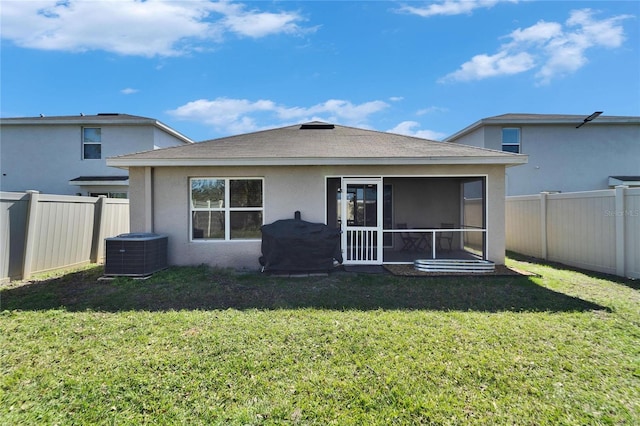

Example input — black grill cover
[259,219,342,272]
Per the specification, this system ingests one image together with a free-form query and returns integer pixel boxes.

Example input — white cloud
[416,106,449,116]
[121,88,139,95]
[388,121,446,140]
[221,8,309,38]
[507,21,563,44]
[398,0,518,18]
[441,51,535,82]
[168,97,390,135]
[0,1,311,57]
[536,9,632,84]
[441,9,632,84]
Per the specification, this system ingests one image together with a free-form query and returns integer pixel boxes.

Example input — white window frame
[82,127,102,159]
[501,127,521,153]
[190,177,264,241]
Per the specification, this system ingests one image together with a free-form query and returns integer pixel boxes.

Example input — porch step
[414,259,495,273]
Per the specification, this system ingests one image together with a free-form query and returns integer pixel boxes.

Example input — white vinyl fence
[463,197,484,249]
[505,186,639,279]
[1,191,129,283]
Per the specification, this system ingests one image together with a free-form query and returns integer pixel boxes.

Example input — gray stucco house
[0,113,193,197]
[107,122,526,270]
[444,113,640,196]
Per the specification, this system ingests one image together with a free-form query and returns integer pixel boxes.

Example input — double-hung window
[83,127,102,159]
[501,128,521,153]
[190,178,263,240]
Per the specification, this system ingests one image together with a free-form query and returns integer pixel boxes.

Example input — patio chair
[397,223,420,251]
[436,223,454,251]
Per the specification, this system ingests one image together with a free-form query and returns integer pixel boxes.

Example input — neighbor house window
[501,128,520,153]
[190,178,263,240]
[83,127,102,159]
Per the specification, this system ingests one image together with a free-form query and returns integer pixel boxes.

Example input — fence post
[22,190,40,280]
[540,192,549,260]
[91,195,107,264]
[615,185,627,277]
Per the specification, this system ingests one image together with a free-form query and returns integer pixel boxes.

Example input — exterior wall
[128,164,508,269]
[507,123,640,195]
[153,127,189,149]
[453,122,640,195]
[128,167,153,232]
[0,122,187,196]
[485,166,507,264]
[453,127,487,149]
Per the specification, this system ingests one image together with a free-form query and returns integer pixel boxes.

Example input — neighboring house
[0,113,193,197]
[107,122,526,270]
[444,113,640,196]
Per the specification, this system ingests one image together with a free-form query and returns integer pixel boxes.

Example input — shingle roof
[107,122,526,168]
[1,113,151,123]
[485,113,640,122]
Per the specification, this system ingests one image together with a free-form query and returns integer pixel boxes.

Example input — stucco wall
[453,127,486,149]
[506,123,640,195]
[453,123,640,195]
[0,123,187,196]
[128,164,508,269]
[153,127,190,149]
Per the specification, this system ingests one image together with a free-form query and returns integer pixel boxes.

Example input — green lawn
[1,258,638,425]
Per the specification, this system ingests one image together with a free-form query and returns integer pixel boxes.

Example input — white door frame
[341,177,383,265]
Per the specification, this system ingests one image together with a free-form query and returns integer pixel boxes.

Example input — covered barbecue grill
[259,215,342,273]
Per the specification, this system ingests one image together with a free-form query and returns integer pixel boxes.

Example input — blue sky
[2,0,639,141]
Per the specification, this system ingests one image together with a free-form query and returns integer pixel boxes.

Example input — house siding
[129,164,508,270]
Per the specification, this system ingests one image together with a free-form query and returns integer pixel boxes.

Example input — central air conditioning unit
[104,233,168,277]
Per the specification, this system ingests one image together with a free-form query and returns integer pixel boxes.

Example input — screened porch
[326,176,486,265]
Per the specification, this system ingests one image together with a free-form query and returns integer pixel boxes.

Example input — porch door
[341,178,383,265]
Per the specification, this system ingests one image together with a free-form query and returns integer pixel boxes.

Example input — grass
[1,258,638,425]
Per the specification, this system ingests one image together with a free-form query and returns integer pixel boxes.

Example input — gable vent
[300,123,335,130]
